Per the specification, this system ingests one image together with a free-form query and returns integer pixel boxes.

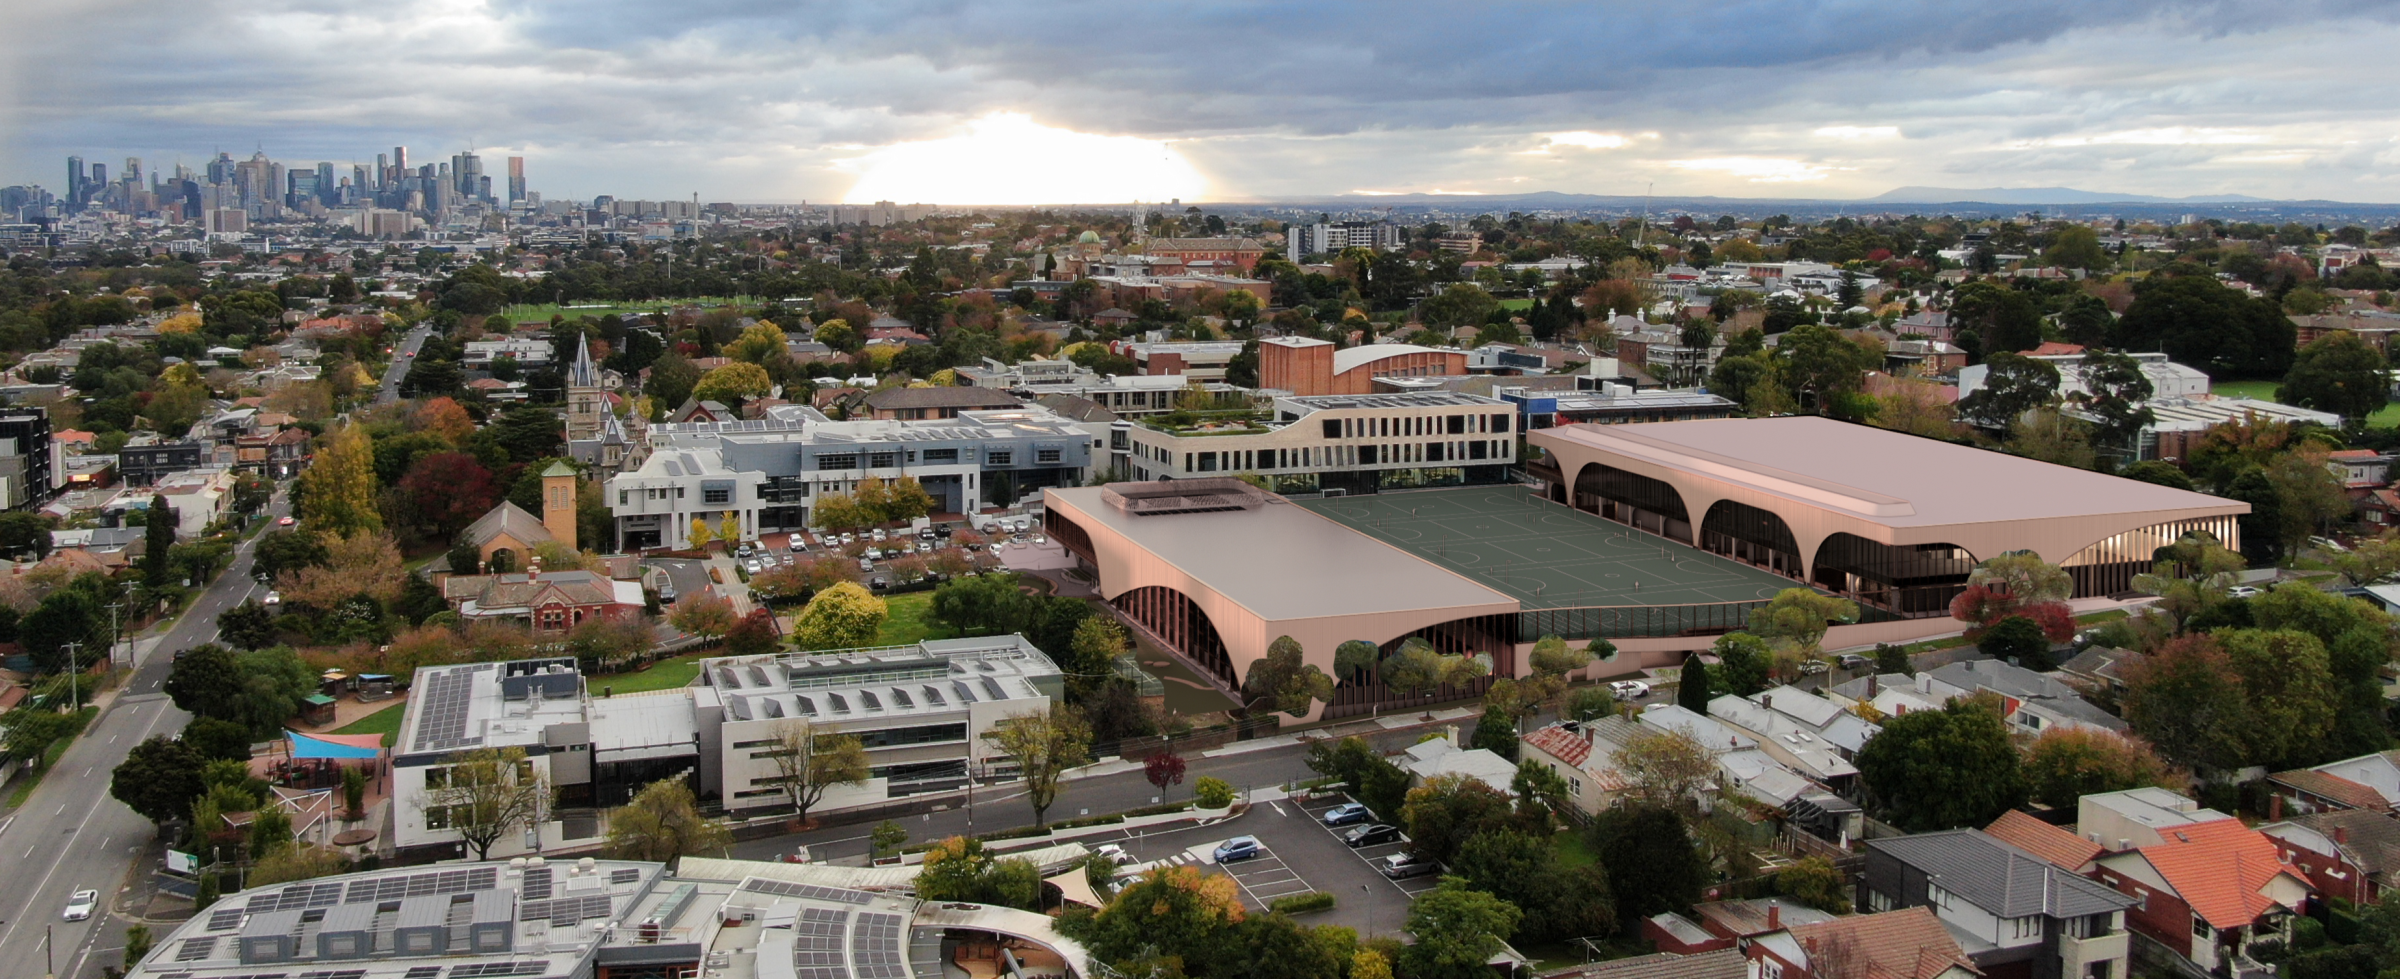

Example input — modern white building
[1122,391,1518,496]
[391,639,1064,859]
[463,338,554,367]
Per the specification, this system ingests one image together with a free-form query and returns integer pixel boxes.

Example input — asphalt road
[0,489,293,979]
[376,325,434,404]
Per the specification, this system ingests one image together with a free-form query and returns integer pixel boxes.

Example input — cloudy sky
[8,0,2400,205]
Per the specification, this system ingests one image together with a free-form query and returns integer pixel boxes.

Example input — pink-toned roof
[1985,810,2104,870]
[1522,725,1593,767]
[2131,819,2308,930]
[1787,907,1978,979]
[2271,768,2392,812]
[1532,416,2245,530]
[2328,449,2383,461]
[2024,342,2087,356]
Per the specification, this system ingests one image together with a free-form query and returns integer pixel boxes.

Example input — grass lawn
[334,702,407,747]
[499,297,762,324]
[1552,829,1598,869]
[592,654,708,695]
[876,591,957,646]
[1499,298,1536,311]
[2211,379,2280,402]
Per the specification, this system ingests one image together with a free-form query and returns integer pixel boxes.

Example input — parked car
[1607,680,1650,700]
[262,591,281,607]
[1321,803,1371,826]
[1379,853,1437,879]
[1796,659,1829,675]
[790,539,809,553]
[276,515,295,526]
[1344,824,1403,848]
[63,889,97,921]
[1094,843,1138,867]
[2228,585,2262,599]
[1213,837,1261,863]
[857,559,875,573]
[1835,653,1873,672]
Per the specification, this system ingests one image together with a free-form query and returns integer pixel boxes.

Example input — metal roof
[1868,829,2135,918]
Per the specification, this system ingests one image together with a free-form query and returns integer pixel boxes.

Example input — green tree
[1774,323,1878,415]
[762,719,869,824]
[1873,642,1913,677]
[691,362,773,404]
[1244,635,1334,717]
[1417,283,1501,330]
[2043,225,2109,271]
[1589,804,1708,917]
[2226,467,2286,565]
[20,588,105,674]
[2113,272,2296,380]
[1958,352,2061,433]
[791,582,887,650]
[1709,632,1774,697]
[1676,654,1712,713]
[2120,634,2255,773]
[2119,460,2195,491]
[1193,775,1234,809]
[1976,614,2053,669]
[1451,829,1615,944]
[2023,727,2174,808]
[123,923,153,971]
[1400,772,1516,866]
[144,493,177,586]
[2073,350,2157,461]
[1776,857,1852,914]
[164,644,245,719]
[226,647,322,738]
[110,735,207,825]
[2280,329,2391,423]
[298,424,382,535]
[1563,686,1618,722]
[1077,865,1246,973]
[605,777,732,864]
[422,746,550,860]
[981,706,1092,829]
[1333,638,1381,684]
[1401,877,1523,979]
[915,837,1043,910]
[217,600,278,651]
[1853,699,2027,831]
[667,593,739,639]
[2218,627,2341,769]
[1529,634,1595,677]
[182,717,255,762]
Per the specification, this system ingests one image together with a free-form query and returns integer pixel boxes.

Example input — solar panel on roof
[737,878,873,904]
[851,912,908,979]
[206,906,247,932]
[609,868,640,884]
[520,866,554,901]
[981,677,1007,700]
[889,688,911,708]
[175,938,219,962]
[402,969,443,979]
[411,665,495,752]
[952,680,976,703]
[921,685,943,706]
[793,694,816,716]
[858,691,880,710]
[826,692,848,713]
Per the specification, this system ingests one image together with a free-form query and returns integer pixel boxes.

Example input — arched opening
[1322,612,1517,720]
[1572,462,1693,544]
[1810,534,1976,617]
[2061,516,2240,598]
[1110,586,1236,692]
[486,547,517,574]
[1699,499,1804,578]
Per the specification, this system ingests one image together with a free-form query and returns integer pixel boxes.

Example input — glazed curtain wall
[1574,462,1694,543]
[1110,585,1237,690]
[2061,516,2241,597]
[1811,533,1977,617]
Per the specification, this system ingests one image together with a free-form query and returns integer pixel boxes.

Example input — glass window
[869,452,897,468]
[816,454,859,470]
[1037,448,1061,464]
[703,488,730,504]
[988,451,1012,466]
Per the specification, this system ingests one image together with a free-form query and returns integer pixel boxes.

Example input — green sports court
[1299,485,1803,610]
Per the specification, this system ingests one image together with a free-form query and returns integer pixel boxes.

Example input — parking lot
[1062,792,1440,937]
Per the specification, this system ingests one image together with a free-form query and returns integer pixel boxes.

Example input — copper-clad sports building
[1045,417,2243,722]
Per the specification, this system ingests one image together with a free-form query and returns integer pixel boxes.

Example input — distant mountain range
[1864,186,2273,205]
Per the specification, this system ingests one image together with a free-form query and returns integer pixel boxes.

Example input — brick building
[1257,337,1466,395]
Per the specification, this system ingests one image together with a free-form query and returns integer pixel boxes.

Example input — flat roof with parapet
[1046,484,1519,622]
[1535,415,2241,529]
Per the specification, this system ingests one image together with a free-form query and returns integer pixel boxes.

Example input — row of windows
[1183,440,1508,473]
[811,447,1062,471]
[1318,412,1511,440]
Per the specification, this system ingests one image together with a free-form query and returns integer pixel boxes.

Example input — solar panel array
[411,665,495,752]
[175,938,219,962]
[341,866,500,904]
[849,913,907,979]
[206,906,247,932]
[793,908,850,979]
[517,894,612,926]
[738,879,873,905]
[295,969,367,979]
[260,882,349,911]
[449,963,549,979]
[518,867,554,902]
[608,869,640,884]
[403,968,443,979]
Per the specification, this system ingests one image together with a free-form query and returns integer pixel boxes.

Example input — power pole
[107,601,124,668]
[65,642,82,711]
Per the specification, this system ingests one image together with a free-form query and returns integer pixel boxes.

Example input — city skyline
[9,3,2400,204]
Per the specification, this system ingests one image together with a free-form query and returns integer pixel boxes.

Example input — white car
[1608,680,1651,700]
[63,889,97,921]
[2227,585,2262,599]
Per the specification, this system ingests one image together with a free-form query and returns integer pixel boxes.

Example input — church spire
[568,334,598,388]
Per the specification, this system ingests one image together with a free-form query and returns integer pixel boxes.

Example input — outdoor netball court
[1299,486,1801,609]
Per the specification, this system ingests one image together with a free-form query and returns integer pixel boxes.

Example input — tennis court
[1299,486,1802,609]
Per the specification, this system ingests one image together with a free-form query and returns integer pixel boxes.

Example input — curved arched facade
[1574,461,1694,543]
[1533,417,2249,610]
[1045,486,1523,722]
[1700,499,1804,577]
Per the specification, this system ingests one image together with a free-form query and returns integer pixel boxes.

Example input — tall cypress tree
[144,494,176,587]
[1676,654,1713,715]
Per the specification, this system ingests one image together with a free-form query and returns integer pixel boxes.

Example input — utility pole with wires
[1636,182,1653,248]
[65,642,82,711]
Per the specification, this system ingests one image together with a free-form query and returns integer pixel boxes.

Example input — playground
[1299,486,1801,609]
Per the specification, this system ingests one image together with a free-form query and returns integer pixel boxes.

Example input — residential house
[1862,829,2136,979]
[857,386,1025,420]
[2089,819,2311,974]
[1831,661,2124,736]
[2258,809,2400,906]
[1399,732,1517,796]
[2054,646,2136,700]
[1982,810,2106,874]
[2326,449,2392,501]
[2267,748,2400,816]
[441,569,644,634]
[153,468,236,537]
[1706,689,1869,793]
[1641,899,1834,956]
[2078,787,2238,853]
[1519,718,1637,817]
[1744,907,1982,979]
[1541,949,1749,979]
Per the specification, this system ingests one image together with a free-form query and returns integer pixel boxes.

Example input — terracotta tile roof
[2270,767,2392,812]
[1787,907,1979,979]
[1985,810,2105,871]
[2131,819,2309,930]
[1522,724,1594,768]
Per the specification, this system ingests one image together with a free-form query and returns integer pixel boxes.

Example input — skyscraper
[316,162,337,204]
[452,151,483,202]
[66,156,84,206]
[392,145,408,173]
[507,156,526,203]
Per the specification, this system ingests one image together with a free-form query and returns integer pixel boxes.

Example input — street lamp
[1362,884,1372,939]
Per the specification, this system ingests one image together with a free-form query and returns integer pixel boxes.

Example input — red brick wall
[1260,341,1335,395]
[1639,918,1734,956]
[2098,868,2196,959]
[1147,352,1188,376]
